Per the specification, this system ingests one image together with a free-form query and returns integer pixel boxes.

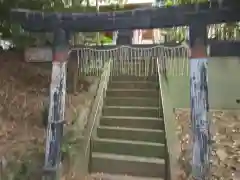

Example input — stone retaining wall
[175,109,240,180]
[61,76,100,180]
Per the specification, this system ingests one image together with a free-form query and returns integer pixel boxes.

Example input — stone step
[110,76,157,82]
[90,173,164,180]
[108,81,157,90]
[100,116,164,130]
[97,126,165,143]
[93,138,166,158]
[91,153,165,178]
[102,106,160,118]
[106,89,158,98]
[105,97,160,107]
[110,72,155,78]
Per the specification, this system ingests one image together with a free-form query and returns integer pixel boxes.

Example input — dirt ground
[0,52,99,179]
[175,109,240,180]
[0,52,49,157]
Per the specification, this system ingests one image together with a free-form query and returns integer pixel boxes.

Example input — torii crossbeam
[11,2,240,32]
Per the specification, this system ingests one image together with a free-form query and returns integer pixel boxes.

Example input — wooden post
[43,28,68,180]
[67,50,79,94]
[189,21,211,180]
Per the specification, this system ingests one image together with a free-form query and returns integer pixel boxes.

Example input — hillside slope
[0,52,99,180]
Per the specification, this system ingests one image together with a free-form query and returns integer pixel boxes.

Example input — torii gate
[10,1,240,180]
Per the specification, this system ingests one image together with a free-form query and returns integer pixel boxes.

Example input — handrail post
[189,21,211,180]
[43,28,69,180]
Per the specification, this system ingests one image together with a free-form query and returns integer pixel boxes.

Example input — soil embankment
[175,109,240,180]
[0,52,99,180]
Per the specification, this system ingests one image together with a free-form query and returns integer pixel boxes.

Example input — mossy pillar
[43,28,69,180]
[189,21,211,180]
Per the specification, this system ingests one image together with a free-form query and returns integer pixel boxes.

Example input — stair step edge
[94,138,165,147]
[107,89,158,92]
[92,152,165,164]
[98,126,164,133]
[106,97,159,100]
[103,106,159,110]
[101,116,163,121]
[110,81,157,84]
[90,173,164,180]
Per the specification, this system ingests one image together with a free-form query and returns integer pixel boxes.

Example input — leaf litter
[0,52,99,180]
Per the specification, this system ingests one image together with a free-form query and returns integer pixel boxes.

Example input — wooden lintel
[11,2,240,32]
[209,41,240,57]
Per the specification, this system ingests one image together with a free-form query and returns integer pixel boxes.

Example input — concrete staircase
[90,76,167,180]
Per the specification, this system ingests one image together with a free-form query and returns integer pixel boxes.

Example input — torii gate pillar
[43,28,69,180]
[189,21,211,180]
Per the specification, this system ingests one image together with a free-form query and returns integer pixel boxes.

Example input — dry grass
[175,109,240,180]
[0,52,50,158]
[0,52,97,180]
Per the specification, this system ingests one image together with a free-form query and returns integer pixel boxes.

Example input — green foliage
[1,147,45,180]
[163,0,240,42]
[0,0,56,38]
[61,130,83,161]
[165,0,173,7]
[101,35,113,43]
[164,0,208,6]
[0,0,127,48]
[2,0,239,47]
[44,4,131,13]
